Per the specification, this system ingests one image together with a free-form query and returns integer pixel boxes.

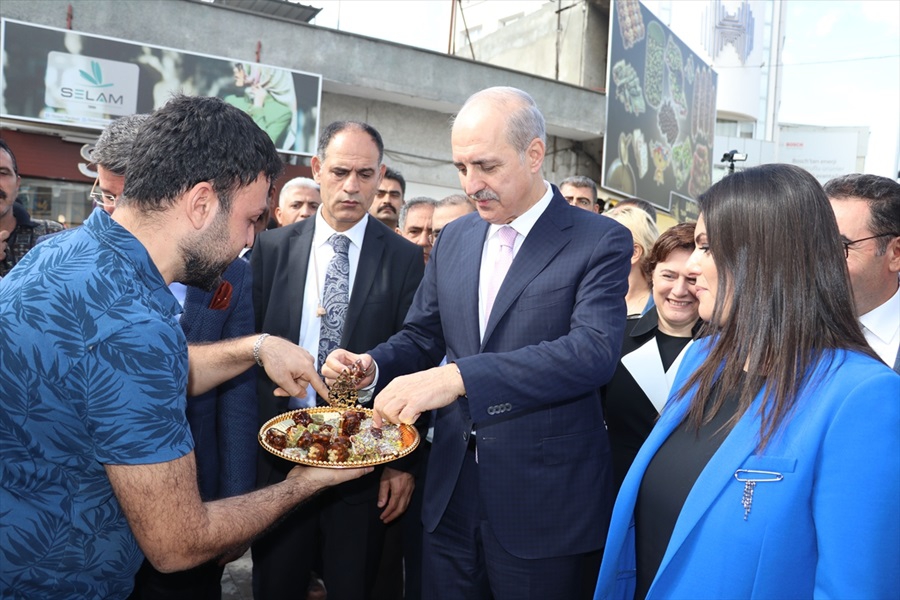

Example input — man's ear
[525,137,545,173]
[183,181,217,230]
[311,155,322,184]
[888,235,900,274]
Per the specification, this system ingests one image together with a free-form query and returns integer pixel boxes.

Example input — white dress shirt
[859,283,900,369]
[293,209,369,406]
[478,181,554,339]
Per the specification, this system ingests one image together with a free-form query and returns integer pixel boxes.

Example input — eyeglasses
[89,178,117,209]
[841,233,899,258]
[427,229,442,244]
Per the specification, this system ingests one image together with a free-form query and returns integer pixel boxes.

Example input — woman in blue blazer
[595,163,900,599]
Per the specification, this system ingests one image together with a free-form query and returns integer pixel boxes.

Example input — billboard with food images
[603,0,717,218]
[0,19,322,156]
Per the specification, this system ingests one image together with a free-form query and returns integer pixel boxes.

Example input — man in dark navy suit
[326,87,632,600]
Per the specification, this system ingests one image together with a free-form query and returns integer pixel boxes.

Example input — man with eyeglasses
[0,139,64,276]
[88,114,149,214]
[825,173,900,373]
[369,166,405,230]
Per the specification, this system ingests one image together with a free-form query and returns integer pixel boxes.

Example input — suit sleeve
[372,217,631,424]
[368,236,455,388]
[812,369,900,596]
[379,245,427,475]
[216,261,259,497]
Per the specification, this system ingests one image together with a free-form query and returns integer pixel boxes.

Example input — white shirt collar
[313,208,368,251]
[860,283,900,345]
[486,180,553,240]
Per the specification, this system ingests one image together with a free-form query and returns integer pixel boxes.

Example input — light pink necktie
[485,225,517,320]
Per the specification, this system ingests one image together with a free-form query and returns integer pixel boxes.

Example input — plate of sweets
[258,361,419,468]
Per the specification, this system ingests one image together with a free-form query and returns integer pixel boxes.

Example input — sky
[307,0,900,178]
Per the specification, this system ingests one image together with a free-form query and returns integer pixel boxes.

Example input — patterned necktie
[318,234,351,375]
[485,225,517,320]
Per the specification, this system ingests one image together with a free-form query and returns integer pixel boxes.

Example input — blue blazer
[594,339,900,599]
[181,258,257,501]
[370,191,633,559]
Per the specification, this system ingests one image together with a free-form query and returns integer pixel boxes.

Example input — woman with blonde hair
[594,163,899,599]
[605,205,659,317]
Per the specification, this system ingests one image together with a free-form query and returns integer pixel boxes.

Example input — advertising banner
[778,125,867,185]
[0,19,321,156]
[603,0,717,218]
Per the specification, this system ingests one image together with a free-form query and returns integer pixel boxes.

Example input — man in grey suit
[250,121,424,599]
[325,87,632,600]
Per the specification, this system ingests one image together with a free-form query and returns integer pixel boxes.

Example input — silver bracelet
[253,333,270,367]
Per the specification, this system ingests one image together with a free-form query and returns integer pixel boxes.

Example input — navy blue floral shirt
[0,208,194,599]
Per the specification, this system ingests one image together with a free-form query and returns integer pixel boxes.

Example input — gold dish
[258,407,419,469]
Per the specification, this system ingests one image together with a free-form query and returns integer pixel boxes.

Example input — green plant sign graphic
[78,61,112,88]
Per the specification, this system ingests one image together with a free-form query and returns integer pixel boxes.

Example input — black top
[633,380,743,600]
[656,331,691,373]
[601,308,698,491]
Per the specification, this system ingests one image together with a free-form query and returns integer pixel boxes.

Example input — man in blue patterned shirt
[0,95,369,599]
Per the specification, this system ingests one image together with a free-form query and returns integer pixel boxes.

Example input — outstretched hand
[372,363,465,427]
[258,336,329,399]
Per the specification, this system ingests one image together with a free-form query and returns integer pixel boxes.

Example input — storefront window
[17,177,93,229]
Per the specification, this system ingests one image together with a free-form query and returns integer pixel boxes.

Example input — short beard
[180,249,229,292]
[178,212,233,292]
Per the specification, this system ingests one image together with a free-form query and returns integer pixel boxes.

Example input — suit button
[462,432,469,442]
[504,403,512,411]
[487,406,495,415]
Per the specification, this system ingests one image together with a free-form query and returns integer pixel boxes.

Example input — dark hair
[383,166,406,196]
[91,114,149,175]
[676,163,874,449]
[317,121,384,165]
[617,197,658,222]
[398,196,434,230]
[559,176,598,203]
[648,222,695,273]
[0,139,18,175]
[824,173,900,254]
[121,95,282,213]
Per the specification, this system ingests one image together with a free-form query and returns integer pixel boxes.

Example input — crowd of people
[0,85,898,600]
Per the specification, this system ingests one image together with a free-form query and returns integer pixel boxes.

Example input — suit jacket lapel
[344,219,385,342]
[480,196,571,348]
[288,221,315,342]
